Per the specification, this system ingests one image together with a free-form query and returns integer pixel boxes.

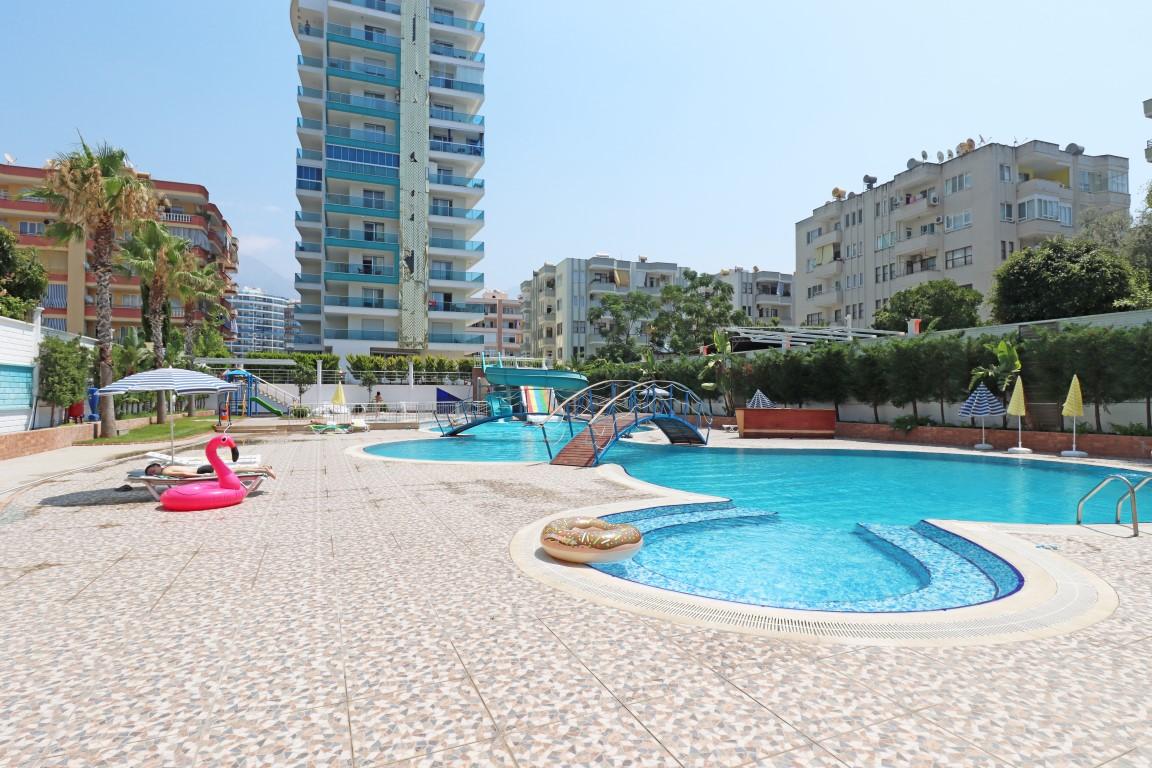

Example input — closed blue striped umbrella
[958,383,1005,448]
[746,390,776,409]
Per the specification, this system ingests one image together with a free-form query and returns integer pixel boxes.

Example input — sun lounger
[309,423,351,435]
[144,451,261,467]
[124,470,267,501]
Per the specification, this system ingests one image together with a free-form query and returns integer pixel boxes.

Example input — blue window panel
[0,364,33,411]
[325,145,399,168]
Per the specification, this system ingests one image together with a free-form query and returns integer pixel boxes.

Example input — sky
[2,0,1150,298]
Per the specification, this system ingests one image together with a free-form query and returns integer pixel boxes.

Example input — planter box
[835,422,1152,460]
[736,408,836,438]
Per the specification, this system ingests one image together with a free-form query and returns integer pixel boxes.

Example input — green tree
[700,329,746,415]
[850,343,891,423]
[1024,326,1132,432]
[650,269,746,354]
[118,220,194,423]
[193,324,228,358]
[111,328,152,378]
[27,140,156,437]
[347,354,383,401]
[175,261,228,363]
[807,343,851,419]
[886,338,929,420]
[0,227,48,321]
[1125,324,1152,429]
[36,337,92,427]
[587,291,659,362]
[872,279,983,332]
[990,238,1140,323]
[918,335,968,423]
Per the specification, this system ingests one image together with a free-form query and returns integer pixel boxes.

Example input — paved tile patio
[0,432,1150,767]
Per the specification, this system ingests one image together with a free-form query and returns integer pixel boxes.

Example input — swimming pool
[365,423,1149,612]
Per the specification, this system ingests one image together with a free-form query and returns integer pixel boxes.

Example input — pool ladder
[1075,475,1150,536]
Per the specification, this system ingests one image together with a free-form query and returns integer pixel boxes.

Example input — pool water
[365,423,1149,612]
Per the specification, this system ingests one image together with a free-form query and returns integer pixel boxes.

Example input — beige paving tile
[195,704,352,767]
[391,738,518,768]
[819,715,1008,767]
[626,682,808,768]
[504,706,680,767]
[750,743,849,767]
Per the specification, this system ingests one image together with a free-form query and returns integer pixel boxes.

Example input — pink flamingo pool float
[160,434,249,512]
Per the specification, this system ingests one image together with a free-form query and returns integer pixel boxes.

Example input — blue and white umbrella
[746,389,776,409]
[958,383,1005,448]
[99,367,237,455]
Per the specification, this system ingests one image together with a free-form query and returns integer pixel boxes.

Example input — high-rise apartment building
[0,163,238,338]
[711,267,793,325]
[794,140,1130,328]
[475,289,522,356]
[228,288,294,354]
[291,0,486,360]
[520,254,684,363]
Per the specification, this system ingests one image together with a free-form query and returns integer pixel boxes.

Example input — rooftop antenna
[978,134,986,145]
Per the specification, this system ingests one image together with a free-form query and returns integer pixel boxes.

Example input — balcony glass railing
[296,148,323,161]
[428,138,484,157]
[429,269,483,283]
[295,211,322,223]
[297,85,324,99]
[294,333,322,345]
[296,179,322,192]
[295,273,322,283]
[297,117,322,131]
[429,106,484,125]
[327,329,399,341]
[296,304,322,315]
[325,262,398,279]
[298,55,323,68]
[428,301,485,313]
[297,23,323,39]
[429,206,483,220]
[325,227,399,245]
[428,172,484,188]
[429,237,484,252]
[328,57,398,82]
[429,75,484,94]
[430,12,484,32]
[430,43,485,63]
[333,0,400,14]
[325,296,400,310]
[428,332,485,344]
[326,193,397,213]
[327,125,398,148]
[326,159,400,180]
[327,91,400,116]
[296,241,322,252]
[326,23,401,49]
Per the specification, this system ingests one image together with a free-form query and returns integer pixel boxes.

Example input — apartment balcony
[324,296,399,313]
[429,269,483,287]
[428,332,485,346]
[297,85,323,102]
[85,306,143,320]
[328,57,399,87]
[327,91,400,119]
[296,23,323,42]
[84,273,141,287]
[1145,98,1152,119]
[1017,178,1071,200]
[428,75,484,95]
[428,237,484,257]
[295,211,322,230]
[431,11,484,33]
[892,194,937,222]
[428,301,485,317]
[296,304,322,317]
[1146,140,1152,164]
[755,292,791,305]
[808,289,843,309]
[429,205,483,222]
[327,125,398,151]
[324,262,399,284]
[295,272,322,285]
[429,138,484,158]
[810,229,841,249]
[326,193,398,219]
[1017,216,1071,245]
[326,23,400,53]
[430,106,484,126]
[332,0,400,17]
[327,329,399,342]
[158,211,206,227]
[293,334,323,348]
[326,159,400,185]
[296,241,322,259]
[893,231,941,258]
[428,171,484,190]
[431,42,485,64]
[325,227,399,251]
[894,161,940,191]
[297,54,322,72]
[809,257,842,278]
[0,197,51,214]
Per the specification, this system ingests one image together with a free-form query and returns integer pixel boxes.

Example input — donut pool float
[540,517,643,563]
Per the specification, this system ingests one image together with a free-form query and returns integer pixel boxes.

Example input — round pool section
[365,426,1148,612]
[364,419,587,463]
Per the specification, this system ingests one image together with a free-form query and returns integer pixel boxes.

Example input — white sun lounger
[144,451,261,467]
[124,470,267,501]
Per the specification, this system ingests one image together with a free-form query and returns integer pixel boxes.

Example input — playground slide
[251,395,285,416]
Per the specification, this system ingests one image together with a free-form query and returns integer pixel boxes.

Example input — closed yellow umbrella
[1006,377,1031,454]
[331,380,346,406]
[1061,375,1087,457]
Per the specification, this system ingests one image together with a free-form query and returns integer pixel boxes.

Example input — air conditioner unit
[934,215,944,225]
[929,195,939,205]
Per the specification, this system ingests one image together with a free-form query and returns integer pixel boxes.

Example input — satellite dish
[1065,143,1084,155]
[2,153,14,165]
[966,138,975,151]
[907,158,920,170]
[831,187,846,200]
[947,149,954,159]
[862,175,877,189]
[937,151,945,162]
[847,191,856,198]
[921,150,928,160]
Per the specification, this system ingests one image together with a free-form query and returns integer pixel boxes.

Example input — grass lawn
[78,417,218,445]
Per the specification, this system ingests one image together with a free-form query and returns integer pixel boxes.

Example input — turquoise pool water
[365,424,1149,611]
[365,420,586,462]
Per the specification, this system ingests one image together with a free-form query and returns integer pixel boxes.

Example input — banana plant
[700,329,741,416]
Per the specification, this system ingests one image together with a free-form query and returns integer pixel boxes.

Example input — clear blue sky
[2,1,1149,298]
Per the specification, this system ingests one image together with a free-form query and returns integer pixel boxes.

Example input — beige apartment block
[712,266,793,325]
[475,289,522,355]
[794,140,1130,328]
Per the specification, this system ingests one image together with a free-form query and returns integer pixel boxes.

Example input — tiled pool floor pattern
[0,433,1149,767]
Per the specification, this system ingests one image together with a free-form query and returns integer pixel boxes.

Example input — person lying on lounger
[143,463,277,480]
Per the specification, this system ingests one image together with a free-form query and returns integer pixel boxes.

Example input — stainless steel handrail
[1113,476,1149,536]
[1076,475,1139,536]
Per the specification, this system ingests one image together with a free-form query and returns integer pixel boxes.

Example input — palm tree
[970,339,1021,428]
[110,328,154,418]
[27,140,155,438]
[175,262,228,360]
[118,220,193,423]
[700,329,743,416]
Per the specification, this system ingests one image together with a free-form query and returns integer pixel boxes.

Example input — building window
[874,266,882,282]
[945,246,973,269]
[805,227,823,244]
[999,164,1012,182]
[943,173,972,196]
[1001,241,1007,261]
[923,256,937,271]
[326,144,399,169]
[573,321,586,334]
[875,231,895,250]
[296,165,322,191]
[43,284,67,308]
[1108,171,1128,194]
[874,202,881,217]
[0,364,34,411]
[18,221,45,236]
[1000,203,1013,222]
[944,210,972,232]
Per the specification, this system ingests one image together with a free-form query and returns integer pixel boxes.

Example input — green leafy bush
[890,415,936,433]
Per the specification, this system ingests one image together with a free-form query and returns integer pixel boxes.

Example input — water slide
[251,395,284,417]
[482,365,588,395]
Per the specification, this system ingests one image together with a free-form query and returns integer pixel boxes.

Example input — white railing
[304,401,452,423]
[160,212,194,223]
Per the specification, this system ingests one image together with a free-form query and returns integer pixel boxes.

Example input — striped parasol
[958,383,1005,449]
[746,390,776,409]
